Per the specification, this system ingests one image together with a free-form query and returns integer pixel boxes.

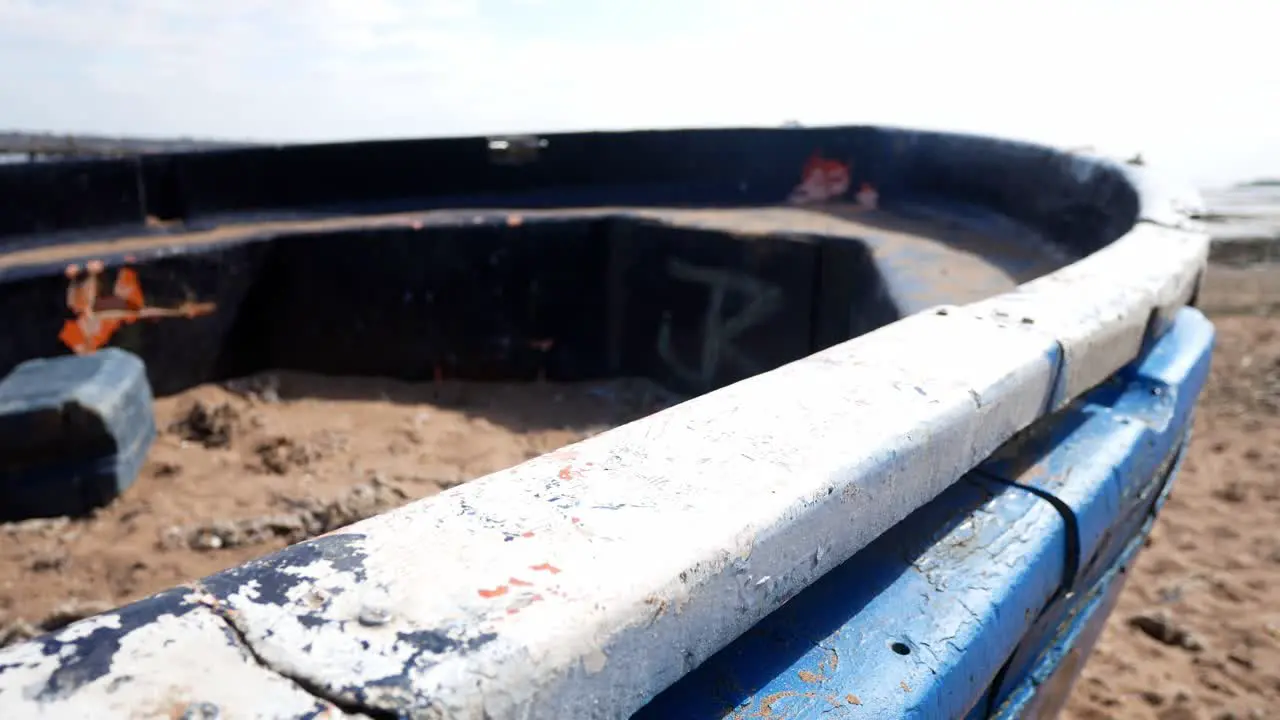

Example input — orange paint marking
[58,262,216,355]
[531,563,561,574]
[478,585,509,599]
[509,577,533,587]
[112,268,145,310]
[558,466,573,480]
[59,315,122,355]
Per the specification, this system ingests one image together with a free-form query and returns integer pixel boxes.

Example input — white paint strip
[0,153,1210,720]
[960,222,1208,408]
[208,309,1061,718]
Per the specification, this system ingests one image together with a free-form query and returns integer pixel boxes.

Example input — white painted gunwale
[0,157,1209,720]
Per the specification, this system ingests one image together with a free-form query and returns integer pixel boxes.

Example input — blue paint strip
[989,437,1191,719]
[978,308,1214,708]
[636,307,1214,719]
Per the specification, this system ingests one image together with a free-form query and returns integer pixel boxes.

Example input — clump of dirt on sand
[168,399,241,449]
[0,372,681,645]
[1066,312,1280,720]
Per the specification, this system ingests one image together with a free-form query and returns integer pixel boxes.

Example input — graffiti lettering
[658,259,783,390]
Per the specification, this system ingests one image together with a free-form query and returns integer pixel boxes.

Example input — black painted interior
[0,125,1144,398]
[0,217,895,397]
[0,126,1140,251]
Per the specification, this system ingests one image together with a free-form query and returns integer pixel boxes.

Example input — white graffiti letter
[657,259,783,389]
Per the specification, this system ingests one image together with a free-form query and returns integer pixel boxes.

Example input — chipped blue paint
[990,440,1190,720]
[978,308,1213,710]
[637,307,1213,719]
[27,587,199,702]
[633,473,1068,719]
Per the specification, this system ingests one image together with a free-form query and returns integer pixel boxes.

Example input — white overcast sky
[1,0,1276,187]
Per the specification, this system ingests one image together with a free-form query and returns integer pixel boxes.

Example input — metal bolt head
[358,602,394,627]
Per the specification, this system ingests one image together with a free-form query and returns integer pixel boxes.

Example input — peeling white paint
[0,603,362,719]
[52,612,121,643]
[962,222,1206,407]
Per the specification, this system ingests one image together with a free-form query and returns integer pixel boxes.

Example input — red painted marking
[506,607,520,615]
[789,154,852,204]
[531,563,562,574]
[509,577,533,587]
[558,466,573,480]
[803,155,851,194]
[478,585,509,598]
[521,531,535,538]
[570,516,582,525]
[530,594,544,603]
